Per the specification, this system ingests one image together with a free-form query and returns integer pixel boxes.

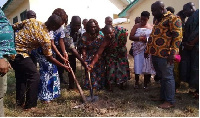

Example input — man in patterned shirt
[12,14,70,110]
[26,10,37,67]
[0,8,16,117]
[145,1,182,109]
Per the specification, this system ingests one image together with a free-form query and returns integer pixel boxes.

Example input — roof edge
[118,0,139,18]
[2,0,13,11]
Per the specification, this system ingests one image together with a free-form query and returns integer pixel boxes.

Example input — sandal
[16,103,25,109]
[120,83,126,90]
[24,107,37,111]
[134,85,139,89]
[158,101,175,109]
[193,93,199,99]
[107,84,113,92]
[189,90,199,99]
[134,82,139,89]
[42,100,51,104]
[143,86,149,90]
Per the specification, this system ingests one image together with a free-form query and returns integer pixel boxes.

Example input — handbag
[129,42,133,57]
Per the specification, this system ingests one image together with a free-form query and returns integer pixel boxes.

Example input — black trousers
[11,55,40,109]
[56,53,76,88]
[55,47,65,82]
[30,53,37,67]
[68,54,76,88]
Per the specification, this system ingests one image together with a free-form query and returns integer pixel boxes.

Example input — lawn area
[4,56,199,117]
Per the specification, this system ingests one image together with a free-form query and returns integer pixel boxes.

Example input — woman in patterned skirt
[80,19,105,90]
[88,25,130,91]
[33,49,61,103]
[32,8,68,103]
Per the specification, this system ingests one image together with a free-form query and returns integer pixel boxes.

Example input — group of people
[0,7,130,113]
[0,0,198,116]
[129,1,198,109]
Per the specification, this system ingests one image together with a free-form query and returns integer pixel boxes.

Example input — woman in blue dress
[33,48,61,103]
[32,26,66,103]
[32,8,68,103]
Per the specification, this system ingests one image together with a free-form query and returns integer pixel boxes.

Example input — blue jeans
[152,56,175,104]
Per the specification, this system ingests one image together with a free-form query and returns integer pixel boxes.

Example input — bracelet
[139,37,142,41]
[139,37,145,41]
[63,52,67,54]
[87,65,93,69]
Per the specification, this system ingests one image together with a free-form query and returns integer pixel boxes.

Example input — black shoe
[67,85,75,90]
[143,86,148,89]
[16,103,25,108]
[134,82,139,89]
[120,83,125,90]
[60,79,68,84]
[144,83,148,89]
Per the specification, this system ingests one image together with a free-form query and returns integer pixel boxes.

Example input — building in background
[2,0,130,28]
[117,0,199,50]
[2,0,199,50]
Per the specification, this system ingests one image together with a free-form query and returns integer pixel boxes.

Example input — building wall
[121,0,199,50]
[6,0,29,23]
[29,0,125,28]
[5,0,198,51]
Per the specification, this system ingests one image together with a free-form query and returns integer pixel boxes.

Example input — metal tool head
[86,95,99,102]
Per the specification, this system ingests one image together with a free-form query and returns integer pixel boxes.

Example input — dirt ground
[4,55,199,117]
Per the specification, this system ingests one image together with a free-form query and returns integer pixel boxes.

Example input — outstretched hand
[63,53,68,61]
[140,37,147,43]
[62,56,69,64]
[139,34,147,43]
[82,62,89,71]
[87,64,93,72]
[63,62,71,72]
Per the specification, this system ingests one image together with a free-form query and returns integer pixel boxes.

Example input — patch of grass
[4,57,199,117]
[184,106,196,113]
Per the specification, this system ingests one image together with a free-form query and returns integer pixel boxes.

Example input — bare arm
[45,55,70,72]
[51,40,67,63]
[71,48,87,69]
[89,40,108,70]
[12,20,26,31]
[59,38,68,60]
[82,48,87,61]
[129,24,140,41]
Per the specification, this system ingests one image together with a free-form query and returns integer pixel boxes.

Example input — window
[13,16,18,24]
[20,10,27,21]
[127,0,135,4]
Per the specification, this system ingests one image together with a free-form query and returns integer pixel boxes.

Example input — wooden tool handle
[68,63,87,103]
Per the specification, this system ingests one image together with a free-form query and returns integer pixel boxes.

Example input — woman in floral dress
[88,25,130,91]
[32,8,68,103]
[32,48,61,103]
[80,19,105,90]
